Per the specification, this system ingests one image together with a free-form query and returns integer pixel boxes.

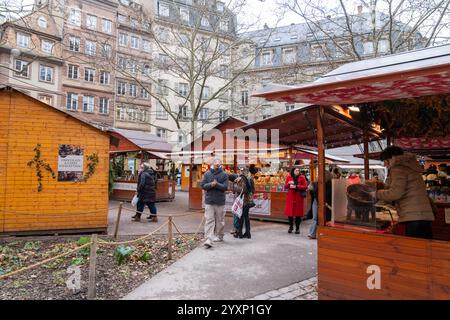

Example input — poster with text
[57,144,84,181]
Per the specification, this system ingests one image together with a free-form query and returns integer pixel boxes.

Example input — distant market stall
[0,86,110,235]
[253,44,450,299]
[176,116,354,221]
[109,128,175,202]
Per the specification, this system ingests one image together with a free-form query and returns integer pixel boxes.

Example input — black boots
[243,232,251,239]
[132,212,141,221]
[288,227,293,233]
[288,217,301,234]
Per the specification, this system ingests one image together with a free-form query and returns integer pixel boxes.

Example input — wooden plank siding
[0,90,110,233]
[317,226,450,299]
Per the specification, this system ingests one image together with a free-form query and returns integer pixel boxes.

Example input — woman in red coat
[284,167,308,234]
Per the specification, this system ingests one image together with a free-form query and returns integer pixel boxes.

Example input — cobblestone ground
[248,276,318,300]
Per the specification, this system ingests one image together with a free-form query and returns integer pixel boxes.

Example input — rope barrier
[0,207,120,216]
[97,221,169,246]
[121,206,201,217]
[171,215,205,242]
[0,242,92,281]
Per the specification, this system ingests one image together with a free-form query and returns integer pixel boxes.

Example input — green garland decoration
[80,153,99,182]
[27,144,56,192]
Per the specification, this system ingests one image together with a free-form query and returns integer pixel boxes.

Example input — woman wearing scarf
[284,167,308,234]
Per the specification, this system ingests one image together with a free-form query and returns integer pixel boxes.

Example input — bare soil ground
[0,234,200,300]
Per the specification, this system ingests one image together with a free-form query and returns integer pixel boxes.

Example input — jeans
[238,205,251,236]
[136,200,157,216]
[309,199,318,238]
[403,220,433,239]
[233,214,240,231]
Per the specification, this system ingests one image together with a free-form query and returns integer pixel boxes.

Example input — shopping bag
[232,192,244,219]
[131,194,139,207]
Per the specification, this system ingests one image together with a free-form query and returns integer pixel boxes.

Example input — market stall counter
[109,128,175,202]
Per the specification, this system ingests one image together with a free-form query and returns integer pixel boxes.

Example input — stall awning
[253,44,450,105]
[241,105,382,149]
[109,128,172,155]
[294,147,350,163]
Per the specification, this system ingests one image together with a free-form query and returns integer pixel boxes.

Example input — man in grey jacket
[201,158,229,248]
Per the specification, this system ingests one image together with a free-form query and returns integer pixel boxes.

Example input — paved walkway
[248,277,318,300]
[124,221,318,300]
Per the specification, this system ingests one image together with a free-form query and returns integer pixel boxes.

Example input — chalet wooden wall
[317,226,450,299]
[0,90,110,234]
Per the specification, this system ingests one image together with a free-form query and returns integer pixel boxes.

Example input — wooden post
[168,216,173,260]
[113,202,123,240]
[289,147,293,171]
[317,106,326,227]
[363,131,370,180]
[87,234,98,300]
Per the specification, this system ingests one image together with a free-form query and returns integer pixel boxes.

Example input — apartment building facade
[0,2,64,107]
[233,12,426,123]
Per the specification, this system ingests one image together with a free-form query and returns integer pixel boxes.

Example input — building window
[100,71,109,84]
[158,3,170,17]
[158,53,169,65]
[142,63,151,76]
[201,17,209,27]
[142,39,151,52]
[241,90,248,106]
[69,36,80,52]
[201,86,209,100]
[285,104,295,112]
[128,60,137,74]
[310,44,326,61]
[378,39,389,53]
[41,39,54,54]
[363,41,374,55]
[282,48,295,64]
[130,18,138,29]
[39,65,53,82]
[130,36,139,49]
[157,79,169,95]
[179,105,190,120]
[262,105,272,119]
[119,33,128,46]
[102,19,112,33]
[82,96,94,112]
[38,95,52,105]
[85,40,96,56]
[219,110,228,122]
[178,82,188,97]
[156,102,168,119]
[86,14,97,30]
[156,128,167,139]
[99,98,109,114]
[66,93,78,110]
[84,68,95,82]
[118,14,126,24]
[118,57,127,70]
[116,106,125,120]
[14,60,29,77]
[117,81,126,95]
[217,1,224,12]
[68,64,79,79]
[261,51,272,66]
[336,41,351,58]
[69,9,81,26]
[16,33,30,48]
[101,44,112,58]
[241,115,248,121]
[218,64,228,78]
[220,20,228,31]
[199,108,209,120]
[180,7,189,22]
[38,16,47,28]
[129,83,137,97]
[141,87,150,99]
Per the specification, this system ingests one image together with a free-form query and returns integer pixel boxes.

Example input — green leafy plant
[139,251,152,262]
[114,245,135,265]
[80,153,99,182]
[76,236,91,257]
[23,241,41,251]
[71,257,85,266]
[27,144,56,192]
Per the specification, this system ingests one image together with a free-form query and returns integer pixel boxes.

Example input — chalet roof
[110,128,173,153]
[253,44,450,105]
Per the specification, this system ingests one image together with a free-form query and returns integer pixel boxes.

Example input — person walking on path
[284,167,308,234]
[132,162,158,222]
[232,168,255,239]
[201,158,229,248]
